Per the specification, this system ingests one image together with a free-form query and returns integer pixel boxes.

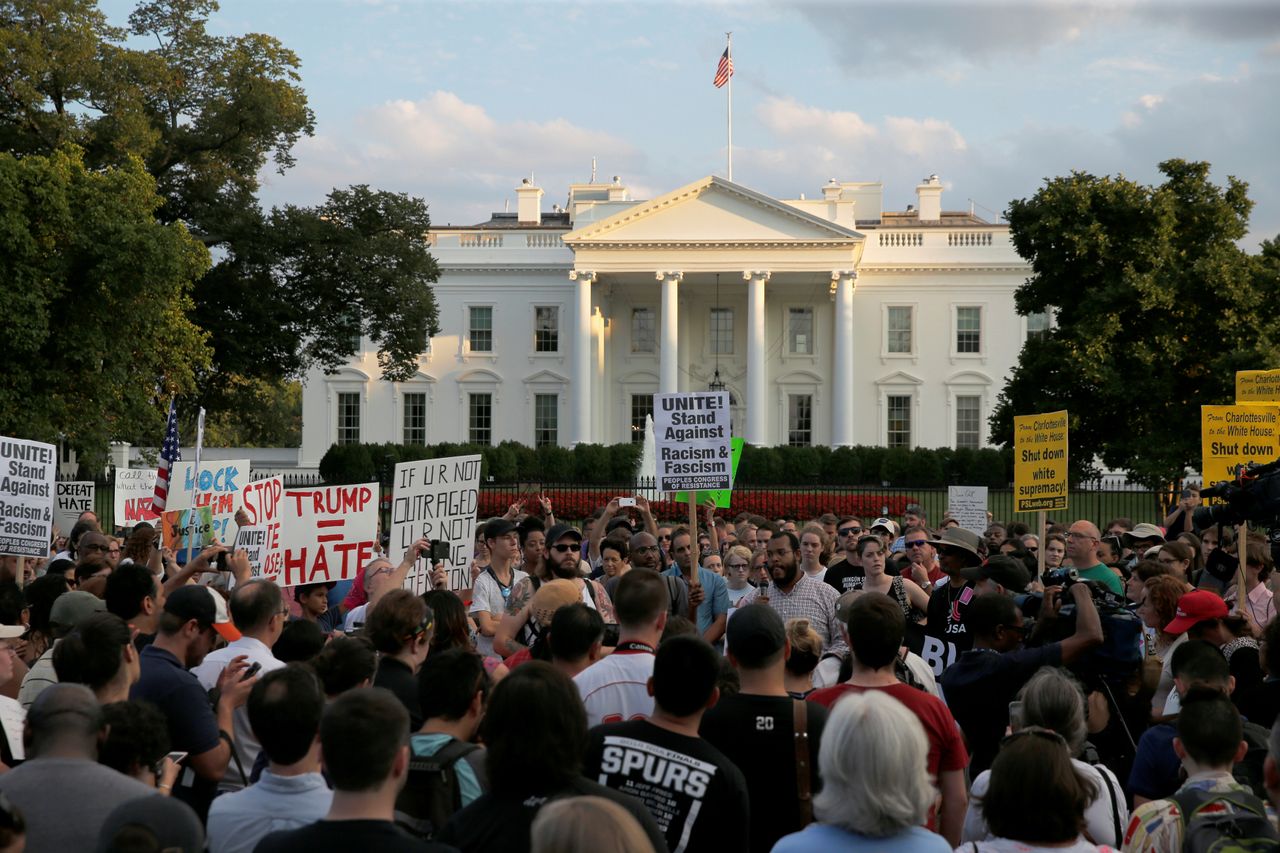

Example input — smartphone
[240,661,263,682]
[166,751,188,765]
[215,550,229,571]
[618,497,637,508]
[1180,488,1193,499]
[1008,700,1025,730]
[429,540,451,561]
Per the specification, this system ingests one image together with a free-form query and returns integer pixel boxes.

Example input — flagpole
[726,32,733,182]
[186,407,205,567]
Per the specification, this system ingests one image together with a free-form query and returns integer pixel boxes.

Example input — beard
[552,557,580,579]
[770,559,799,587]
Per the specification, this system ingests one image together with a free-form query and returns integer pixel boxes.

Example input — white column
[744,270,770,446]
[831,270,857,447]
[569,270,595,445]
[658,271,682,394]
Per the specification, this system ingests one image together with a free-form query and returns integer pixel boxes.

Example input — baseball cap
[529,579,581,628]
[834,589,864,624]
[725,603,786,664]
[545,523,583,547]
[1123,523,1166,546]
[1164,590,1229,635]
[95,793,204,853]
[0,625,23,640]
[483,518,518,540]
[871,518,900,538]
[50,591,107,630]
[961,556,1032,593]
[165,585,241,642]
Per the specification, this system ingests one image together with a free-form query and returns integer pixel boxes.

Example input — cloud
[1087,57,1169,75]
[1137,93,1165,110]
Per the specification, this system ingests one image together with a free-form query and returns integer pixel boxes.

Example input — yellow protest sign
[1236,370,1280,404]
[1200,405,1280,494]
[1014,410,1068,513]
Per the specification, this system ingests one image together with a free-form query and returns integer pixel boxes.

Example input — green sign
[675,438,743,507]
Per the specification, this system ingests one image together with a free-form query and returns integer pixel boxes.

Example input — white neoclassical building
[298,173,1044,468]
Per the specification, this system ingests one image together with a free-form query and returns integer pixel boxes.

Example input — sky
[102,0,1280,247]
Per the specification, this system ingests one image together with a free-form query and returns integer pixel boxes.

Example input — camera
[428,540,451,561]
[1024,568,1143,681]
[1193,457,1280,530]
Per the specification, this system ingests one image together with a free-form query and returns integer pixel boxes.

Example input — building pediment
[563,176,864,248]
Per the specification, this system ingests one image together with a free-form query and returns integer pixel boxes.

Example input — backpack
[1170,786,1280,853]
[393,739,480,840]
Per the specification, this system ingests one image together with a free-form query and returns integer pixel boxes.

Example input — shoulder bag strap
[793,699,813,827]
[1094,764,1122,845]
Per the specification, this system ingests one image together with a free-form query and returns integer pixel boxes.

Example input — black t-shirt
[699,694,827,853]
[585,719,748,853]
[437,776,668,853]
[822,558,864,593]
[374,657,423,731]
[255,819,454,853]
[921,579,975,678]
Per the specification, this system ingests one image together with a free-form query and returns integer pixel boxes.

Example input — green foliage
[199,378,301,447]
[991,160,1279,487]
[0,147,210,458]
[318,443,374,485]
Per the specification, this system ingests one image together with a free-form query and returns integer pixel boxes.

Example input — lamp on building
[708,273,726,393]
[709,368,726,393]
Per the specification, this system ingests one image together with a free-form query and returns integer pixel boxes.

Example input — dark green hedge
[320,441,1012,487]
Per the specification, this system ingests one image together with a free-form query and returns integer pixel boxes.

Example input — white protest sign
[654,392,733,493]
[0,437,56,558]
[947,485,989,536]
[236,476,282,580]
[167,460,249,544]
[278,483,378,587]
[391,455,481,593]
[114,469,159,526]
[55,481,95,535]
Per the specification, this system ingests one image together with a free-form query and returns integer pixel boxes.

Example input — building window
[886,306,913,354]
[631,308,656,354]
[787,394,813,447]
[534,394,558,447]
[1026,311,1050,342]
[403,393,427,446]
[469,306,493,353]
[887,395,912,449]
[630,394,654,444]
[788,308,814,355]
[337,392,361,445]
[534,306,559,352]
[468,393,492,445]
[956,395,981,450]
[710,308,733,355]
[956,306,982,353]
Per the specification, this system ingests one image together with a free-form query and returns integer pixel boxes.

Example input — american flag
[152,400,181,512]
[714,48,733,88]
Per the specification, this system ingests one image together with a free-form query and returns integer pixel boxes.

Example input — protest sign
[947,486,989,535]
[0,436,56,558]
[114,469,159,525]
[55,481,95,535]
[279,483,378,587]
[654,392,733,493]
[1013,410,1069,513]
[1200,405,1280,501]
[236,476,282,579]
[167,459,249,544]
[675,438,744,507]
[1236,370,1280,404]
[161,506,215,553]
[391,455,482,593]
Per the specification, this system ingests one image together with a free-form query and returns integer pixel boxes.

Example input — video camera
[1021,568,1143,682]
[1193,458,1280,530]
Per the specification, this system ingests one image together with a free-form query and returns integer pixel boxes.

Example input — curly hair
[1144,574,1192,643]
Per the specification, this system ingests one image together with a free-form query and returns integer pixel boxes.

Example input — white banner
[55,481,95,536]
[114,469,159,526]
[654,392,733,493]
[166,459,249,545]
[235,477,282,580]
[0,437,57,558]
[947,485,989,536]
[278,483,378,587]
[391,455,482,593]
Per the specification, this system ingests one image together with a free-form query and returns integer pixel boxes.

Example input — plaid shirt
[741,573,848,659]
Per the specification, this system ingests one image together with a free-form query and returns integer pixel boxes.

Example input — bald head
[29,683,102,758]
[629,532,660,570]
[230,578,283,635]
[1066,520,1101,565]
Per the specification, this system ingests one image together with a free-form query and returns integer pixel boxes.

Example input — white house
[298,173,1042,469]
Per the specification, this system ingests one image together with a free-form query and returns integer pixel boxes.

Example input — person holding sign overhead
[662,528,728,647]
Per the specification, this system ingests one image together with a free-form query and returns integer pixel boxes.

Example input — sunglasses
[550,543,578,553]
[838,527,862,537]
[905,540,929,548]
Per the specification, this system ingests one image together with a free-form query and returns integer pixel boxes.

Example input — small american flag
[152,400,181,512]
[714,48,733,88]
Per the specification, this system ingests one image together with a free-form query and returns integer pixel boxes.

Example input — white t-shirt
[468,567,528,657]
[190,637,287,792]
[962,838,1112,852]
[343,604,368,632]
[574,648,655,728]
[963,759,1127,848]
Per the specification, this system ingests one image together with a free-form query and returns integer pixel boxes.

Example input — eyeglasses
[838,527,862,537]
[107,547,121,555]
[905,539,929,548]
[550,543,578,553]
[1000,622,1028,636]
[658,535,672,541]
[81,542,109,553]
[726,562,748,569]
[634,545,659,553]
[1000,726,1066,747]
[1066,531,1097,541]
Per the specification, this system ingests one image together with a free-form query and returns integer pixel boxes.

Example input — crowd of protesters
[0,482,1277,851]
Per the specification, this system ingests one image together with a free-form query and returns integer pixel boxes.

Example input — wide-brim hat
[925,528,983,567]
[1123,523,1166,546]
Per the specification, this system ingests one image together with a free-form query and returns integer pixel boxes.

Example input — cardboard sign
[166,460,249,545]
[1236,370,1280,404]
[236,477,282,579]
[161,506,215,553]
[114,469,159,526]
[0,436,56,558]
[55,481,95,536]
[279,484,378,587]
[947,485,989,535]
[1201,405,1280,500]
[675,438,744,507]
[1013,410,1069,513]
[654,392,733,493]
[391,455,482,593]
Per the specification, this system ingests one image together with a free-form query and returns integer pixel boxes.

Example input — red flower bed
[477,490,915,523]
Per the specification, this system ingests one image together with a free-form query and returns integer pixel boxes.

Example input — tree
[990,159,1280,487]
[0,147,211,455]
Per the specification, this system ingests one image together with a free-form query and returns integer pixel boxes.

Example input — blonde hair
[785,618,823,675]
[531,795,654,853]
[800,523,832,562]
[726,545,753,566]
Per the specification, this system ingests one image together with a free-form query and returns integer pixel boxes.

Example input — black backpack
[1169,786,1280,853]
[393,739,480,840]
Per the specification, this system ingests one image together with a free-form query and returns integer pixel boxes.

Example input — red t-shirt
[504,647,533,669]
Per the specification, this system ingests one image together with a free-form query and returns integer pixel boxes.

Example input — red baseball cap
[1164,590,1229,635]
